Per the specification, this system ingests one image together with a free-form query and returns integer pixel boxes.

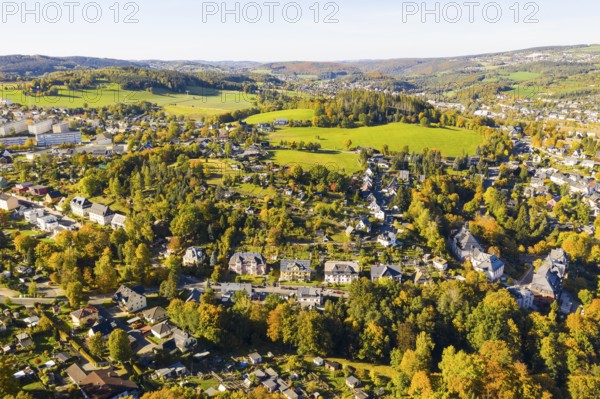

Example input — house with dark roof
[450,225,483,261]
[471,251,505,282]
[183,247,206,266]
[296,287,323,307]
[185,288,205,303]
[88,321,116,339]
[370,265,402,282]
[89,203,114,226]
[324,261,360,284]
[141,306,167,324]
[113,285,147,313]
[70,196,92,217]
[228,252,267,275]
[529,249,569,305]
[70,306,99,327]
[78,369,139,399]
[279,259,313,282]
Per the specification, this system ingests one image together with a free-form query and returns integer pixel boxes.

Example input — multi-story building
[324,261,360,284]
[279,259,313,282]
[228,252,267,275]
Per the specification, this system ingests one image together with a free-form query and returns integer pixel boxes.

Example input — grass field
[245,109,314,124]
[507,71,542,82]
[0,83,255,118]
[270,149,362,173]
[271,123,481,157]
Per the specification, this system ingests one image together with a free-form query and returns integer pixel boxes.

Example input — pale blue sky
[0,0,597,61]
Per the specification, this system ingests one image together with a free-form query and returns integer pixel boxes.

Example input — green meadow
[0,83,255,118]
[270,123,481,157]
[270,149,362,173]
[245,108,314,124]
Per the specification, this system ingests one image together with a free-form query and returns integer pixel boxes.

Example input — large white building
[324,261,360,284]
[0,120,27,136]
[36,131,82,147]
[52,122,70,134]
[28,120,53,135]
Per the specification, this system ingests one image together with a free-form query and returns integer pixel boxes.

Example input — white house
[110,213,127,230]
[183,247,206,266]
[38,215,59,232]
[70,196,92,217]
[324,261,360,284]
[88,203,114,226]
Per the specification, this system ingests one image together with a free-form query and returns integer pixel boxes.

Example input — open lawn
[245,109,315,124]
[507,71,542,82]
[269,149,362,173]
[0,83,255,118]
[271,123,481,157]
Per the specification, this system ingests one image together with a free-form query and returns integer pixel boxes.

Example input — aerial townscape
[2,42,600,399]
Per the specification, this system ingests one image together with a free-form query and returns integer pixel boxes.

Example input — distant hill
[0,44,597,77]
[256,61,359,77]
[0,55,147,76]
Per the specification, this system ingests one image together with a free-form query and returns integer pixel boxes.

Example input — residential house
[377,232,397,247]
[228,252,267,275]
[44,191,63,204]
[183,247,206,266]
[141,306,168,324]
[356,217,371,233]
[78,369,139,399]
[432,257,448,271]
[370,265,402,282]
[70,196,92,217]
[0,193,18,211]
[110,214,127,230]
[529,249,569,305]
[279,259,313,282]
[248,352,262,365]
[113,285,147,313]
[324,360,342,371]
[16,333,34,349]
[24,316,40,328]
[38,215,59,232]
[296,287,324,307]
[471,251,505,282]
[88,203,114,226]
[28,185,48,196]
[346,375,361,389]
[88,320,116,339]
[24,208,44,223]
[185,288,205,303]
[151,322,173,339]
[313,357,324,366]
[508,286,534,309]
[172,327,197,353]
[13,182,32,194]
[70,306,99,327]
[220,283,253,302]
[154,362,189,381]
[324,261,360,284]
[450,225,483,261]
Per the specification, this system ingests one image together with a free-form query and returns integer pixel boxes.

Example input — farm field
[269,149,362,173]
[270,123,481,157]
[245,108,314,124]
[0,83,255,118]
